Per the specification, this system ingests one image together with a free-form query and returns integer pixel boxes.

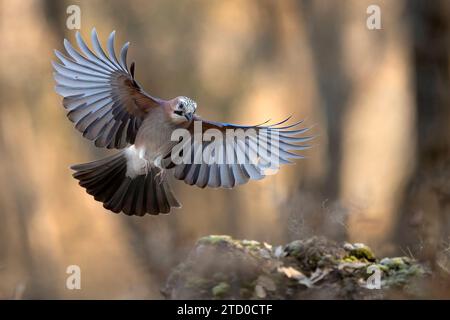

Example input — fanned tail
[71,151,180,216]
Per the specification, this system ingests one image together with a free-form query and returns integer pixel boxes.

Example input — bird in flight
[52,29,312,216]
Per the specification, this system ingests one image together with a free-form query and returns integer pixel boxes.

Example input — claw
[144,159,150,176]
[155,169,166,185]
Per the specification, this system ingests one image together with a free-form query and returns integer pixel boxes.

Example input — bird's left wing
[53,29,160,149]
[165,115,313,188]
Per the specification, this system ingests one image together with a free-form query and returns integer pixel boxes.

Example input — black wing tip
[130,62,135,78]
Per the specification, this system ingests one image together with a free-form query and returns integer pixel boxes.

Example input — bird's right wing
[53,28,160,149]
[165,115,313,188]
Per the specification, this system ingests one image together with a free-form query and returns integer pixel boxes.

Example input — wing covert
[167,115,313,188]
[53,28,160,149]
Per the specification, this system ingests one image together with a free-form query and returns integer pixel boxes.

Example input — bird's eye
[174,110,183,116]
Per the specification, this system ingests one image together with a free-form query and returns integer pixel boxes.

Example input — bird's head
[170,96,197,123]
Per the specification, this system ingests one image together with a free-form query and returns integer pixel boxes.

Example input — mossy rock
[162,235,431,299]
[284,237,346,273]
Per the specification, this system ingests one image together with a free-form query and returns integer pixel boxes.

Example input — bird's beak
[185,113,193,121]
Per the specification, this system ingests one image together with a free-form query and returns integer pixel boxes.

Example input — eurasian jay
[53,29,312,216]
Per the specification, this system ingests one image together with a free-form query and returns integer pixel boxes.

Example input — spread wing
[166,115,313,188]
[52,28,161,149]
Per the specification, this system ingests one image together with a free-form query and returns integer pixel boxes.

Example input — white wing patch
[125,145,148,178]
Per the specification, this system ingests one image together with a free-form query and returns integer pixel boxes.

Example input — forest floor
[162,235,449,299]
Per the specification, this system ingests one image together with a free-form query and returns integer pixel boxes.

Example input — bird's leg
[153,155,166,184]
[138,148,150,176]
[155,169,166,185]
[144,160,150,177]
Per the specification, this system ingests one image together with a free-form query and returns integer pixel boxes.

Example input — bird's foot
[141,159,150,177]
[155,169,166,185]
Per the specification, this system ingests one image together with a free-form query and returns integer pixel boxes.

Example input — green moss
[380,257,408,270]
[284,237,346,273]
[342,256,359,263]
[212,282,230,297]
[378,257,427,289]
[348,244,376,262]
[198,235,232,245]
[284,240,303,257]
[373,263,390,273]
[185,276,210,289]
[241,239,261,250]
[165,235,430,300]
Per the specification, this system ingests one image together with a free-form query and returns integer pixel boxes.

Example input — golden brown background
[0,0,448,298]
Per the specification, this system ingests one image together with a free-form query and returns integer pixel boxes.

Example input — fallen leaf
[274,246,285,258]
[309,268,331,284]
[278,266,313,288]
[255,285,267,298]
[278,266,304,280]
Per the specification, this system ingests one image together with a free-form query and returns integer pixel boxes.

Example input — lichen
[241,239,260,246]
[379,257,428,289]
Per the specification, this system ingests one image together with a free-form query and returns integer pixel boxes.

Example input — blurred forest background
[0,0,448,299]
